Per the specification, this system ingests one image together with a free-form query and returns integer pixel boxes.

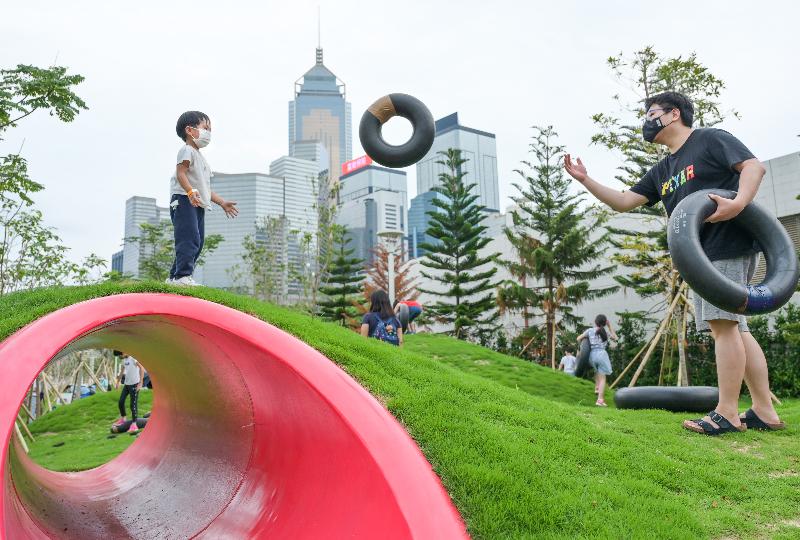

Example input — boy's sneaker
[173,276,200,287]
[113,417,126,427]
[165,277,174,284]
[127,422,139,433]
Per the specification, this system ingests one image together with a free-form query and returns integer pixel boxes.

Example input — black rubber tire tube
[614,386,719,413]
[574,338,591,378]
[359,93,435,168]
[667,189,799,315]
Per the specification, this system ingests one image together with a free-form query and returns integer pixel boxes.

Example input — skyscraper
[415,112,500,212]
[289,46,352,183]
[336,156,408,264]
[119,196,170,278]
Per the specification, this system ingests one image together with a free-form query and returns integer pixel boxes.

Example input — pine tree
[419,148,499,341]
[318,225,364,326]
[365,243,420,302]
[499,126,618,367]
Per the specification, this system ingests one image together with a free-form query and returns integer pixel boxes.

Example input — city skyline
[2,1,798,267]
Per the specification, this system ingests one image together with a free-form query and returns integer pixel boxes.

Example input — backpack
[372,314,400,346]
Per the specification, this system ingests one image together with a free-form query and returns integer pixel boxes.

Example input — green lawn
[24,390,153,471]
[5,282,800,540]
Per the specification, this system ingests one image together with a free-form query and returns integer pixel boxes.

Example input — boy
[168,111,239,286]
[114,353,145,433]
[559,348,577,376]
[564,91,784,435]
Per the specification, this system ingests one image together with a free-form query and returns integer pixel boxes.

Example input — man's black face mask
[642,109,673,143]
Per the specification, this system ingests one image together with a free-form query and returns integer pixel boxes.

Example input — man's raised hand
[564,154,589,183]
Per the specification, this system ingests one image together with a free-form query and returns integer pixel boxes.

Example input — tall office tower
[291,140,330,176]
[288,45,352,183]
[120,196,170,278]
[407,191,445,259]
[202,159,319,300]
[415,112,500,212]
[336,156,408,264]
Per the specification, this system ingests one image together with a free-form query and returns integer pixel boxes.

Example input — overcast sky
[2,0,798,266]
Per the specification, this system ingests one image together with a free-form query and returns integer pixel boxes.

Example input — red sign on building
[341,155,373,175]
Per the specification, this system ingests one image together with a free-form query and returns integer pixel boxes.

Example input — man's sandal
[740,408,786,431]
[682,410,746,436]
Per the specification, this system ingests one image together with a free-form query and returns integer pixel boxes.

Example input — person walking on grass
[167,111,239,287]
[361,290,403,347]
[564,91,785,434]
[114,353,145,433]
[578,315,617,406]
[559,348,577,376]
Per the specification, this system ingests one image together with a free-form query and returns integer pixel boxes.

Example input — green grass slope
[404,333,613,407]
[25,390,153,471]
[4,283,800,540]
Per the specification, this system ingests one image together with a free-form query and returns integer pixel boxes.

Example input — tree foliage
[318,225,364,326]
[419,148,499,341]
[499,126,617,366]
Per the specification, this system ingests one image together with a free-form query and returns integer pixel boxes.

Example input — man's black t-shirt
[629,128,758,261]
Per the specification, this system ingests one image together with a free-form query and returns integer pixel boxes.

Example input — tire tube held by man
[614,386,719,413]
[359,93,435,168]
[667,189,799,315]
[574,338,591,378]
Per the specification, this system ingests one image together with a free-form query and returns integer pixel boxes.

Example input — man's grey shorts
[692,254,757,333]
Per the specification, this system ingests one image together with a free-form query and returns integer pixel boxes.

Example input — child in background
[559,349,577,376]
[362,290,403,347]
[578,315,617,406]
[114,353,145,433]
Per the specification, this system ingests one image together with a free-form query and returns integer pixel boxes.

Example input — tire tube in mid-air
[574,338,591,378]
[667,189,799,315]
[614,386,719,413]
[359,93,435,168]
[110,418,148,433]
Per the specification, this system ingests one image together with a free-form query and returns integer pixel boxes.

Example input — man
[564,91,784,435]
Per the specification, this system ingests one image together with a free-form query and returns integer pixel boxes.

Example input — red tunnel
[0,293,467,539]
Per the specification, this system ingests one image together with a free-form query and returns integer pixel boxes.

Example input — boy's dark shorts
[692,254,758,333]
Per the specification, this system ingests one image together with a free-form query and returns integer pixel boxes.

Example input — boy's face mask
[191,127,211,148]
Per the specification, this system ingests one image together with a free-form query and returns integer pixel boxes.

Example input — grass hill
[4,282,800,539]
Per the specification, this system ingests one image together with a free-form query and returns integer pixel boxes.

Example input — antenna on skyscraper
[316,6,323,64]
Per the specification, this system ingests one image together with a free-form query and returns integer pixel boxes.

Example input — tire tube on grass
[614,386,719,413]
[359,93,434,168]
[110,418,148,434]
[667,189,799,315]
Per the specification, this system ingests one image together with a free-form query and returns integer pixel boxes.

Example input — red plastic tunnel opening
[0,294,466,539]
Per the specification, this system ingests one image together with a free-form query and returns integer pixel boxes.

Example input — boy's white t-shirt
[123,356,141,386]
[170,144,212,209]
[559,354,577,374]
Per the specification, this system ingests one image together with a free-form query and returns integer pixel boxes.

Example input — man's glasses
[643,107,673,120]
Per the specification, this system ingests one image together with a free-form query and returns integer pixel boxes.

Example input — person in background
[578,315,617,406]
[362,290,403,347]
[559,348,577,376]
[113,353,145,433]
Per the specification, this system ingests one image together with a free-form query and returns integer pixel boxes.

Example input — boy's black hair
[176,111,210,141]
[644,91,694,127]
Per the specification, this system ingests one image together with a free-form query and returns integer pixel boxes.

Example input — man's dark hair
[644,91,694,127]
[175,111,210,141]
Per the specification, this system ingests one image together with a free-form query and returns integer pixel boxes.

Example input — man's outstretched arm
[564,154,649,212]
